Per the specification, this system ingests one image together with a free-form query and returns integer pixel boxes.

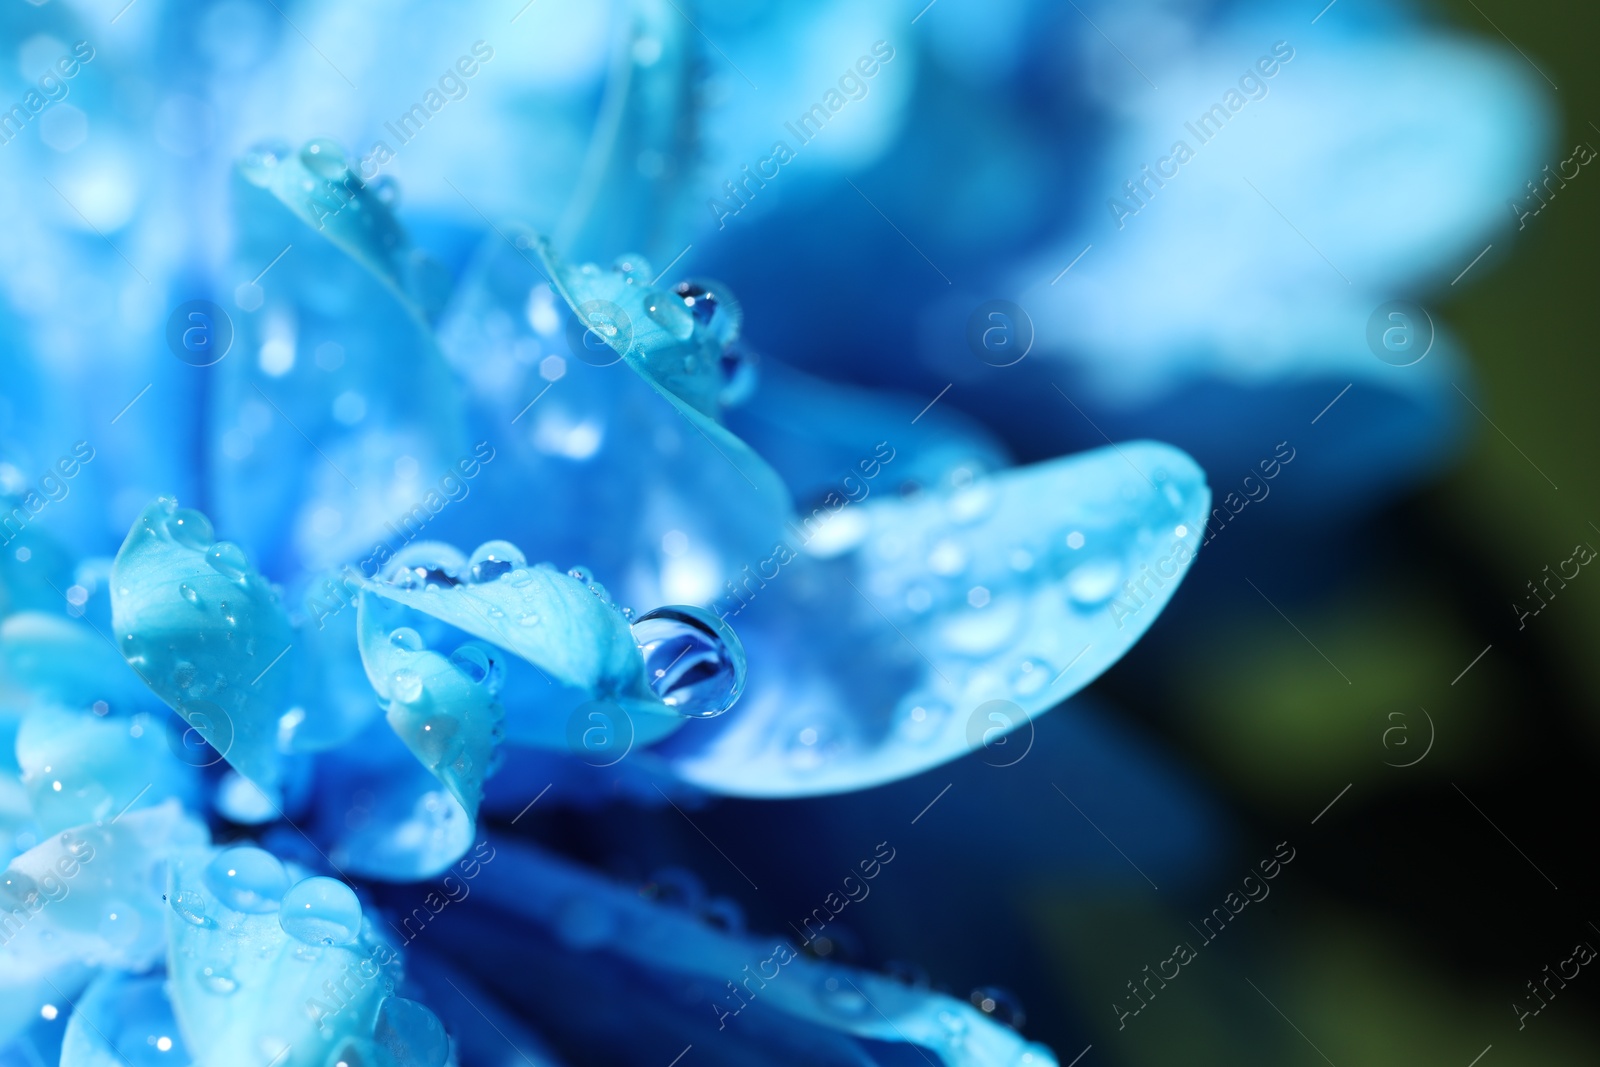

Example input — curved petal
[0,612,153,719]
[163,846,413,1067]
[214,139,466,579]
[355,590,504,824]
[59,970,193,1067]
[0,801,208,979]
[110,500,295,799]
[556,0,700,265]
[15,707,197,834]
[659,441,1209,795]
[450,837,1057,1067]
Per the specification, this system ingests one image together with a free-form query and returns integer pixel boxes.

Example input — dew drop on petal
[279,876,362,946]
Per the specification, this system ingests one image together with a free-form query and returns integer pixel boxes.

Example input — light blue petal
[727,358,1011,504]
[357,551,680,750]
[214,139,467,579]
[15,707,197,834]
[535,236,748,423]
[309,716,477,882]
[660,442,1210,795]
[110,499,295,798]
[0,613,152,720]
[556,0,700,265]
[163,846,404,1067]
[0,801,209,979]
[354,590,504,826]
[58,970,192,1067]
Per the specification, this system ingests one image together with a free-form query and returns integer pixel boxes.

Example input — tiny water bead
[374,996,450,1067]
[203,846,289,913]
[300,138,349,179]
[969,986,1026,1031]
[279,876,362,946]
[630,605,746,718]
[389,669,424,704]
[467,540,526,584]
[671,278,742,347]
[448,643,503,693]
[388,627,424,652]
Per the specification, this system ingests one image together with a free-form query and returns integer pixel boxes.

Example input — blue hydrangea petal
[354,592,504,823]
[0,962,88,1058]
[557,0,699,265]
[15,707,197,834]
[433,230,789,594]
[215,141,467,579]
[726,358,1011,504]
[110,499,295,799]
[659,442,1210,795]
[0,801,209,979]
[163,847,401,1067]
[309,716,476,882]
[58,969,192,1067]
[464,837,1057,1067]
[357,556,682,750]
[535,236,741,422]
[0,776,36,868]
[0,613,152,721]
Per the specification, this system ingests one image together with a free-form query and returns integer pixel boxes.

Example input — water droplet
[671,278,741,347]
[168,889,214,928]
[205,541,250,581]
[279,876,362,946]
[239,140,289,186]
[300,138,348,179]
[1012,658,1050,696]
[644,289,694,340]
[388,628,424,652]
[467,540,526,583]
[567,565,593,584]
[969,986,1026,1031]
[179,583,200,606]
[389,669,424,705]
[1065,559,1123,607]
[200,966,238,995]
[630,606,746,718]
[204,846,289,913]
[611,253,652,284]
[383,544,467,589]
[449,644,490,684]
[168,508,214,550]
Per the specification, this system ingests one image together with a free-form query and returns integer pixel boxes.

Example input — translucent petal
[58,970,192,1067]
[216,139,466,578]
[15,707,197,834]
[308,717,477,882]
[535,235,748,422]
[163,845,403,1067]
[0,801,209,980]
[109,499,295,798]
[359,553,635,693]
[0,612,151,719]
[354,593,504,825]
[556,0,700,265]
[658,441,1210,795]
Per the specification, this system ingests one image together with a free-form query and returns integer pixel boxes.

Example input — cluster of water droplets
[379,539,747,719]
[592,253,757,407]
[185,846,364,949]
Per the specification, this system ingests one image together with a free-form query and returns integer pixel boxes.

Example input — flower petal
[110,500,294,798]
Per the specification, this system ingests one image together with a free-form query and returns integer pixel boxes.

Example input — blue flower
[0,0,1544,1063]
